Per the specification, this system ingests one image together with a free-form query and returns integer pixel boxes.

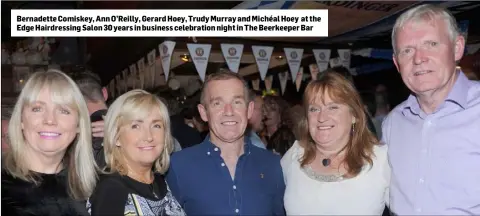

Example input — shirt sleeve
[273,155,286,216]
[382,146,391,207]
[165,158,184,206]
[89,177,128,216]
[381,114,392,145]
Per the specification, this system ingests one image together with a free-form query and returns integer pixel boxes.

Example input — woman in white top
[281,71,390,215]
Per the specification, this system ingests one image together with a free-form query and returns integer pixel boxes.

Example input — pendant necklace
[320,145,348,167]
[321,158,331,167]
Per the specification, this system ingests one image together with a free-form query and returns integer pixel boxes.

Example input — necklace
[322,158,331,167]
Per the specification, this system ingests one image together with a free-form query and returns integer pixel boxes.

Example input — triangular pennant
[309,64,319,81]
[121,68,128,80]
[295,67,304,92]
[251,45,273,80]
[330,57,342,68]
[251,79,260,91]
[154,57,164,86]
[137,58,146,89]
[337,49,351,69]
[221,44,244,73]
[278,71,288,95]
[129,64,137,89]
[147,49,156,88]
[115,75,121,95]
[187,43,212,82]
[265,75,273,91]
[312,49,331,73]
[284,48,304,82]
[159,41,176,82]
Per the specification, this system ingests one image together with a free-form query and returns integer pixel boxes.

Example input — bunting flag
[295,67,304,92]
[284,48,304,82]
[129,64,138,89]
[154,57,164,86]
[115,75,121,95]
[251,79,260,91]
[121,68,128,80]
[265,75,273,91]
[309,63,320,81]
[187,43,212,82]
[278,71,288,95]
[329,57,342,68]
[252,45,274,80]
[312,49,331,73]
[221,44,244,73]
[137,58,146,89]
[337,49,351,69]
[147,49,156,88]
[159,41,176,82]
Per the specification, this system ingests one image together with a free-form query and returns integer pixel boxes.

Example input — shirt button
[207,152,211,155]
[416,208,422,213]
[233,185,237,190]
[214,147,219,151]
[221,163,225,167]
[235,209,239,213]
[419,178,424,184]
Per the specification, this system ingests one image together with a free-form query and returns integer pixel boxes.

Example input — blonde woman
[2,70,98,215]
[87,90,185,216]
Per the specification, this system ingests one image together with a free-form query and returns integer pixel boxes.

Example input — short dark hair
[200,71,250,106]
[71,71,104,103]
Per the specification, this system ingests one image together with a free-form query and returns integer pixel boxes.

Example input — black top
[266,125,296,156]
[87,172,185,216]
[90,109,108,169]
[1,169,89,216]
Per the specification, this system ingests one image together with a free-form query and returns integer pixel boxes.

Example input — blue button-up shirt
[166,135,285,215]
[382,72,480,215]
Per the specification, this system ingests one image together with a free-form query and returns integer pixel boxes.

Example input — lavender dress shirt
[382,72,480,215]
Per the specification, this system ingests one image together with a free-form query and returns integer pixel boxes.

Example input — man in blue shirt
[166,71,285,215]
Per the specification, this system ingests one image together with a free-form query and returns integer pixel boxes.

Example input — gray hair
[392,4,461,53]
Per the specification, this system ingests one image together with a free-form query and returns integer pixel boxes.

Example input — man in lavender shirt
[383,4,480,215]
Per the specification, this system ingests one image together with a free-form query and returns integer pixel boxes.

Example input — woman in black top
[87,90,185,216]
[2,70,98,215]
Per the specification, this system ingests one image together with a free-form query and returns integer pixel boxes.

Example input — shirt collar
[402,71,470,116]
[202,134,252,157]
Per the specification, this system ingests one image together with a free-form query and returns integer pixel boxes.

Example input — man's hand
[92,120,105,138]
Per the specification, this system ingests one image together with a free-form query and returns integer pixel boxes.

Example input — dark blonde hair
[299,71,379,177]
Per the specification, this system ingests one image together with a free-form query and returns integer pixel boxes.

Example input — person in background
[1,107,13,151]
[282,72,389,215]
[2,70,98,215]
[247,89,267,149]
[384,4,480,215]
[166,71,285,215]
[286,104,305,139]
[71,71,108,168]
[263,95,296,156]
[374,84,390,139]
[158,93,203,149]
[87,90,185,215]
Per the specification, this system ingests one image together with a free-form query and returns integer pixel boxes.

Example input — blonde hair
[392,4,461,53]
[3,69,98,200]
[104,89,173,175]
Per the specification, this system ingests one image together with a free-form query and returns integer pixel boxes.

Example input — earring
[351,123,355,134]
